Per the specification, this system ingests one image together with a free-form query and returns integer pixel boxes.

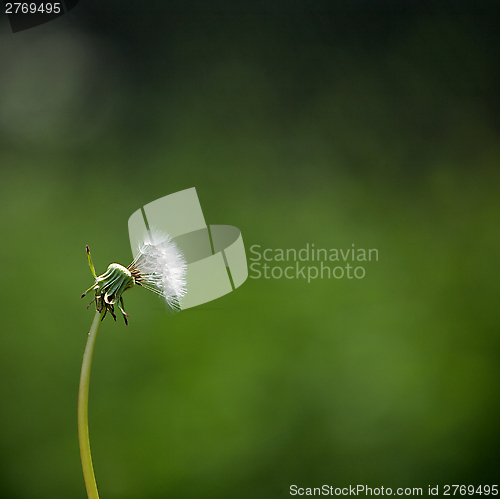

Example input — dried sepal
[82,247,134,324]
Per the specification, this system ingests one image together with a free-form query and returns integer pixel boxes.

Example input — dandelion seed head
[128,228,187,311]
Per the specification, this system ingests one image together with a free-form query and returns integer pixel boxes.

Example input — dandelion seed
[128,228,187,312]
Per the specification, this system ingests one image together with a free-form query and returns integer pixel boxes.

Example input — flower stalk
[78,308,104,499]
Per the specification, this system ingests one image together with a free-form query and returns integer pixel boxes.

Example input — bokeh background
[0,1,499,498]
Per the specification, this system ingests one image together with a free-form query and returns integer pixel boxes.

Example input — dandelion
[78,230,186,499]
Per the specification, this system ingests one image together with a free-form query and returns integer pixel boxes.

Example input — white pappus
[128,228,188,312]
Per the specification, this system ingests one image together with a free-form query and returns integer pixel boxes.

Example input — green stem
[78,309,104,499]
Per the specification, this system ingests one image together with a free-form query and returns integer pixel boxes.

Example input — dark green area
[0,4,499,498]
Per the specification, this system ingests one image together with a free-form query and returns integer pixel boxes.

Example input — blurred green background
[0,2,499,498]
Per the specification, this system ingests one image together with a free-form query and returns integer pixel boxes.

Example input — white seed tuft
[129,228,187,311]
